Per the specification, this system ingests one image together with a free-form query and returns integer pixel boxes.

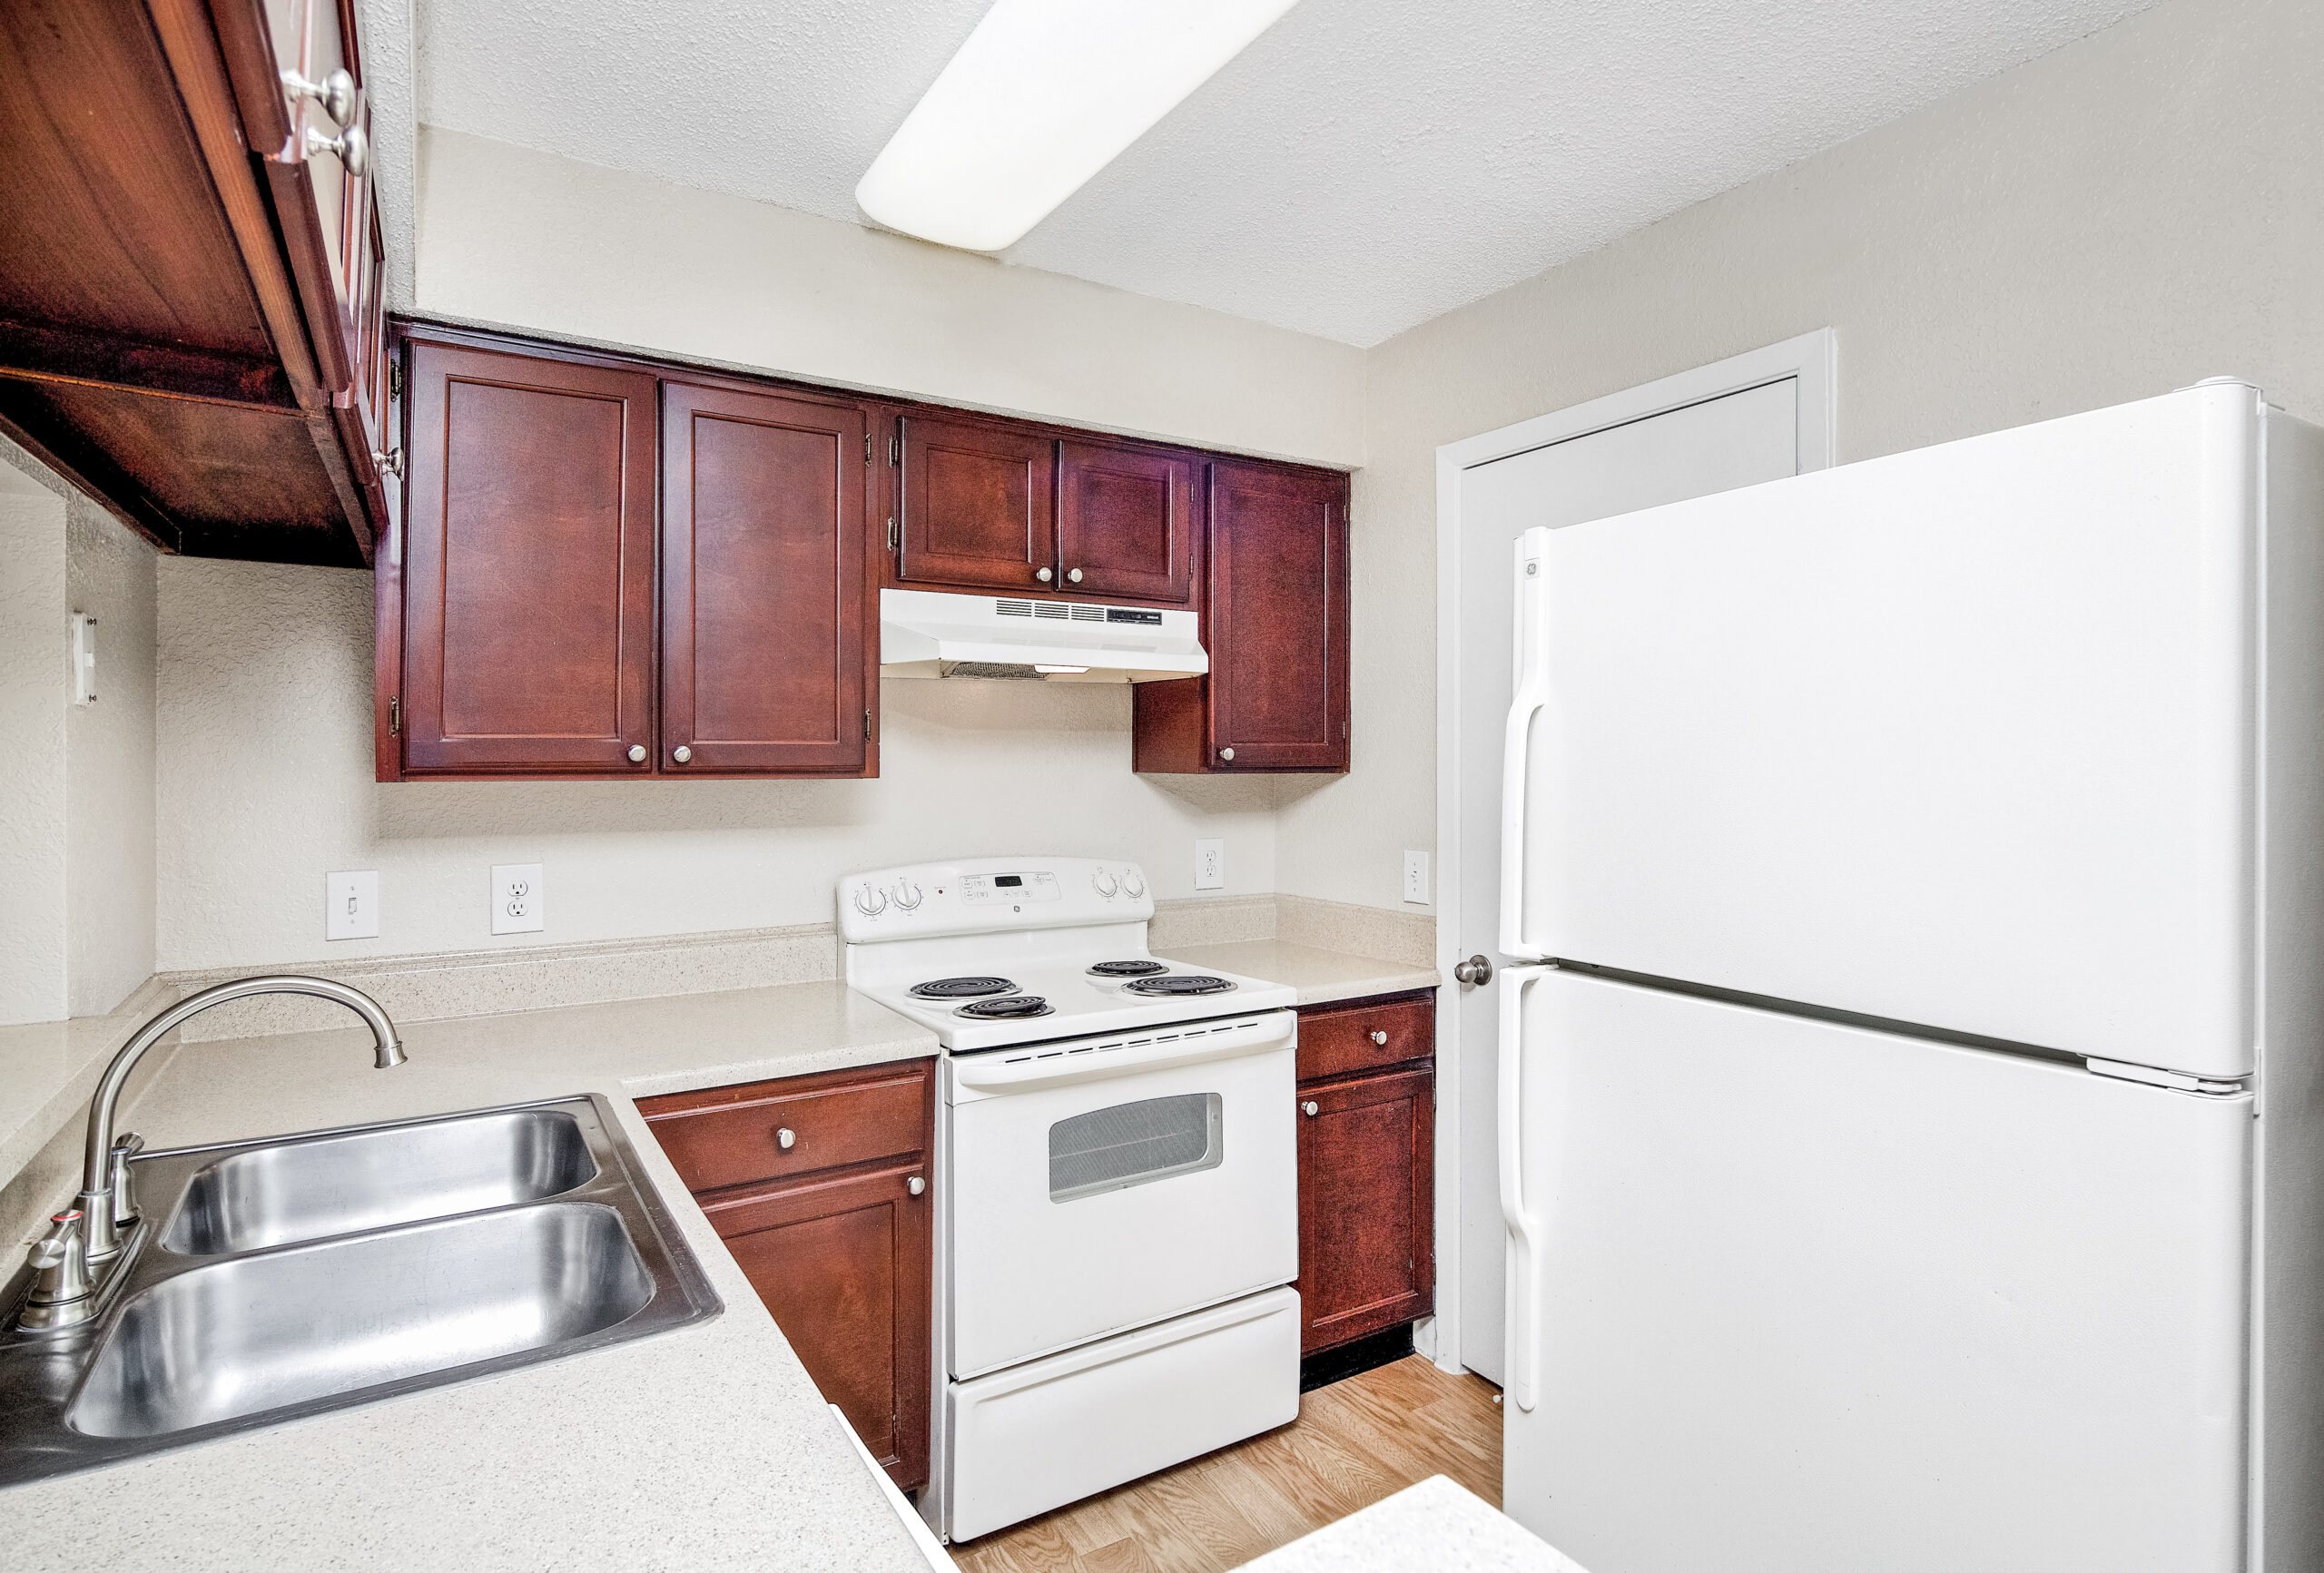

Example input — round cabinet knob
[907,1175,926,1196]
[1452,954,1494,986]
[1093,869,1118,897]
[1067,568,1083,584]
[1218,747,1235,762]
[1301,1101,1319,1117]
[1036,567,1054,583]
[853,886,888,917]
[1123,870,1146,898]
[893,880,924,911]
[777,1128,796,1150]
[1370,1030,1388,1046]
[626,744,646,764]
[672,744,693,764]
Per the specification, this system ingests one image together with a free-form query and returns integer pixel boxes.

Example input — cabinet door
[704,1162,933,1491]
[1207,461,1350,771]
[400,342,658,772]
[897,414,1057,593]
[1057,440,1196,604]
[660,383,870,774]
[1297,1065,1433,1355]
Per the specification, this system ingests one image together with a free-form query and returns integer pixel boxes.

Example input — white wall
[1277,0,2324,913]
[414,127,1366,469]
[0,440,157,1023]
[155,558,1289,969]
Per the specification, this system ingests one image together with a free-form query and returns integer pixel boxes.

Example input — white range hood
[880,588,1206,683]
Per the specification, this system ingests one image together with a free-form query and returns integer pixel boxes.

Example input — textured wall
[155,558,1294,970]
[1277,0,2324,914]
[0,469,67,1024]
[65,496,157,1015]
[413,127,1367,468]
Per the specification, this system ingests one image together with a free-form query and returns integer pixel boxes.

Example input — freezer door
[1503,970,2250,1573]
[1512,382,2262,1076]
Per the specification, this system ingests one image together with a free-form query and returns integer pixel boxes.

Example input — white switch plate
[1194,839,1226,891]
[69,613,96,706]
[1403,850,1432,905]
[492,863,545,935]
[326,870,379,940]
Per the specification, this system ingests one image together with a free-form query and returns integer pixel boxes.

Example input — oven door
[945,1010,1298,1379]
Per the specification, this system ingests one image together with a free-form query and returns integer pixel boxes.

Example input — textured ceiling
[416,0,2153,347]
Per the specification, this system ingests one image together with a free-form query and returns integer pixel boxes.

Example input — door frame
[1425,328,1837,1375]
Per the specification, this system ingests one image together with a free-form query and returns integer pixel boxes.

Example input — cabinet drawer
[638,1059,931,1193]
[1297,994,1433,1082]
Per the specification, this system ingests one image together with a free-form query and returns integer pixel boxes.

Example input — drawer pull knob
[776,1127,796,1150]
[907,1175,926,1196]
[1369,1030,1388,1045]
[1301,1100,1318,1117]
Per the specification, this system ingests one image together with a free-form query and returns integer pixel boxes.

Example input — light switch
[326,870,379,940]
[492,864,544,935]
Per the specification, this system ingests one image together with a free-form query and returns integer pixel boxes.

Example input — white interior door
[1502,968,2250,1573]
[1447,356,1814,1382]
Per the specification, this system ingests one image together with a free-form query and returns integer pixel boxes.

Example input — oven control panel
[839,857,1154,941]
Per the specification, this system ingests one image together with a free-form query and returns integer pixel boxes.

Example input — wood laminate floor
[946,1355,1502,1573]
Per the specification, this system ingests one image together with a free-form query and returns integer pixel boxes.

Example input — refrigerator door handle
[1499,961,1550,1412]
[1500,528,1553,961]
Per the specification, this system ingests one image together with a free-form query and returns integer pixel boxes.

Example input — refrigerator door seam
[2084,1057,2252,1097]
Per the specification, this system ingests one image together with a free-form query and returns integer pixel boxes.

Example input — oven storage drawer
[947,1032,1297,1378]
[943,1286,1301,1541]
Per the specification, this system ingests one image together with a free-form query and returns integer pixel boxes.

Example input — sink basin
[74,1203,650,1437]
[0,1095,719,1487]
[160,1107,598,1253]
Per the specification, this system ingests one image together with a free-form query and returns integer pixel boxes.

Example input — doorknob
[1453,954,1493,986]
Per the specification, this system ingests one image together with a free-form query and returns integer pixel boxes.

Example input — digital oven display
[993,875,1024,888]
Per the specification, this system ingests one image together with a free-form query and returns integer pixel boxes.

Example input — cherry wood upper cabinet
[1058,440,1197,604]
[896,414,1058,594]
[660,383,871,776]
[0,0,389,567]
[1134,461,1351,774]
[395,340,659,774]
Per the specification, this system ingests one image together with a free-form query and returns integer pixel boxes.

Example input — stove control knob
[1123,869,1146,899]
[893,880,923,911]
[1092,869,1118,897]
[853,885,887,917]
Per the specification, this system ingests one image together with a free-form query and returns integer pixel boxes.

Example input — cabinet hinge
[388,359,402,399]
[887,517,900,552]
[864,708,872,740]
[889,434,899,466]
[1343,718,1349,740]
[864,431,872,465]
[388,696,400,736]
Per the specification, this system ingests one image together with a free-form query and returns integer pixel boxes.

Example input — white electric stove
[840,858,1302,1544]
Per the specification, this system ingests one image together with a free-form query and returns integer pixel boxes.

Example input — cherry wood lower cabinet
[1295,993,1435,1356]
[638,1058,935,1490]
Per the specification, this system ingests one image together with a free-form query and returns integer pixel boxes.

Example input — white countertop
[1154,939,1440,1008]
[0,980,942,1573]
[1236,1476,1584,1572]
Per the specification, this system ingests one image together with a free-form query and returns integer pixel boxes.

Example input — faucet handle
[108,1133,143,1229]
[18,1210,96,1331]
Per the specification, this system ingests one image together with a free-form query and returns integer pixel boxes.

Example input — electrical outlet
[1403,850,1432,906]
[326,870,379,940]
[492,863,544,935]
[1195,839,1225,891]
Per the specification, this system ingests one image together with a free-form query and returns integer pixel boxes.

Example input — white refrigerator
[1495,379,2324,1573]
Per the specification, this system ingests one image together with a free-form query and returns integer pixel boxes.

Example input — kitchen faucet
[73,976,406,1264]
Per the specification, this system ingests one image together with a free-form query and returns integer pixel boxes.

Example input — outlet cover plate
[492,863,544,935]
[1194,839,1225,891]
[326,870,379,941]
[1403,850,1432,906]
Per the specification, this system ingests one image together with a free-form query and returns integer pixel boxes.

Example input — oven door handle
[950,1011,1295,1094]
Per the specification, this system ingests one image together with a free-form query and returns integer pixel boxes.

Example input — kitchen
[1,0,2318,1568]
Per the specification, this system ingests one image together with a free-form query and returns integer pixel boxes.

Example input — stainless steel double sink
[0,1096,720,1487]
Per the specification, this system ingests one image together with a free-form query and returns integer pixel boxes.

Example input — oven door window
[1049,1092,1223,1203]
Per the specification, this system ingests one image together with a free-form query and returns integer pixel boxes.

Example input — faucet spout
[78,976,405,1262]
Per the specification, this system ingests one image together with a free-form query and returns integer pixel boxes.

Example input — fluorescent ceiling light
[857,0,1302,253]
